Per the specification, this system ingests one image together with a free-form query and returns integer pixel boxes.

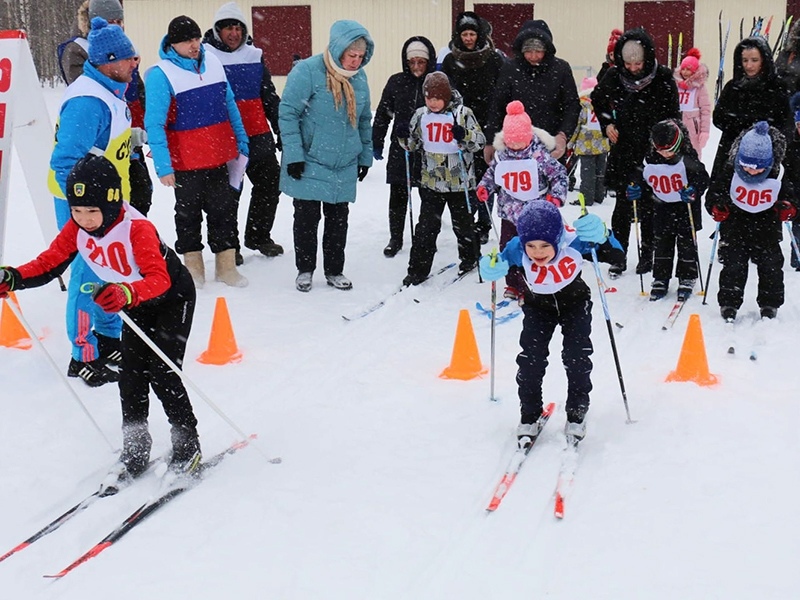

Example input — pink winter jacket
[674,64,711,158]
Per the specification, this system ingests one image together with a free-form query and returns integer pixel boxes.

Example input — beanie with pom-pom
[87,17,136,66]
[502,100,533,149]
[735,121,774,183]
[680,48,701,73]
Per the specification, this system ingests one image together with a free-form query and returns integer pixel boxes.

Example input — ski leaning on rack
[0,458,163,564]
[486,403,555,513]
[342,263,456,321]
[43,436,254,579]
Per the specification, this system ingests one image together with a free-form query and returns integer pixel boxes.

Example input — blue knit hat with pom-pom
[88,17,136,66]
[735,121,773,183]
[516,200,563,248]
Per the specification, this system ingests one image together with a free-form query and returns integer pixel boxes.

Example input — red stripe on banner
[0,104,6,137]
[0,30,27,40]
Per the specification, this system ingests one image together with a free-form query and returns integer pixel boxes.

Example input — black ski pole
[589,244,634,424]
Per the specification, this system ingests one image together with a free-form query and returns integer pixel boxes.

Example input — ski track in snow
[0,88,798,599]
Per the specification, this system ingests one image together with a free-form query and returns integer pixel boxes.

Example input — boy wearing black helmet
[1,153,202,487]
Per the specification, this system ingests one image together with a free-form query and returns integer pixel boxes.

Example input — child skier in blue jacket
[479,200,624,445]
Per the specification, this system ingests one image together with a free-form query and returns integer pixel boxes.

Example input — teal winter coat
[278,20,374,203]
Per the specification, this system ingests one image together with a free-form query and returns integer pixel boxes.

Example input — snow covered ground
[0,88,798,599]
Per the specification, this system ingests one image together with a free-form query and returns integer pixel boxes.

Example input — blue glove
[573,214,608,244]
[373,148,384,161]
[479,254,509,281]
[626,183,641,202]
[680,185,696,203]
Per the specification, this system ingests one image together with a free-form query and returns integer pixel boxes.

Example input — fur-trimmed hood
[493,126,555,152]
[674,62,709,89]
[74,1,90,38]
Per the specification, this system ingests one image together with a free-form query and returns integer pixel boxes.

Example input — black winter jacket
[640,121,710,231]
[371,36,437,186]
[441,12,504,127]
[485,20,580,142]
[591,28,680,191]
[712,36,789,177]
[705,126,797,247]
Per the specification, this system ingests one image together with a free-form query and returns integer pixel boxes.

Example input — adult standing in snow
[591,28,680,277]
[441,11,504,244]
[776,20,800,94]
[484,20,580,166]
[58,0,153,217]
[203,2,284,261]
[673,48,711,159]
[372,36,436,258]
[712,36,789,179]
[145,15,250,289]
[279,20,374,292]
[48,17,138,387]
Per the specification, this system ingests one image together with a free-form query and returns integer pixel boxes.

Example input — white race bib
[729,168,782,214]
[586,108,601,131]
[678,87,698,112]
[522,244,583,294]
[76,205,146,283]
[494,158,541,201]
[643,159,689,203]
[420,112,459,154]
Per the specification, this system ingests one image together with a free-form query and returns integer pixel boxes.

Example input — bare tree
[0,0,75,85]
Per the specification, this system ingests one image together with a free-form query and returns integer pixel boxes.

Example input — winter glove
[545,194,563,208]
[479,252,509,282]
[237,141,249,157]
[130,127,147,148]
[395,121,410,140]
[287,162,305,180]
[711,204,730,222]
[476,185,489,203]
[0,267,19,299]
[452,123,466,143]
[573,214,608,244]
[626,183,642,202]
[775,200,798,221]
[680,185,696,203]
[373,148,384,161]
[358,166,370,182]
[93,283,135,313]
[551,132,568,159]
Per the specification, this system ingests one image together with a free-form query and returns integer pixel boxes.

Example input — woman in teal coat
[279,20,374,292]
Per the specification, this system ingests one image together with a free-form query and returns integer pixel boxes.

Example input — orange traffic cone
[666,313,718,386]
[197,297,242,365]
[439,309,487,380]
[0,293,33,350]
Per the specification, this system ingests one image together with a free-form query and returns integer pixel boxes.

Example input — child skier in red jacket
[0,154,202,489]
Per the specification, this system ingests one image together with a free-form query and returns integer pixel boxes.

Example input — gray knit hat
[89,0,124,22]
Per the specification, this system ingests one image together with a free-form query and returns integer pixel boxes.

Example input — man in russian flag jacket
[144,15,250,289]
[203,2,283,259]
